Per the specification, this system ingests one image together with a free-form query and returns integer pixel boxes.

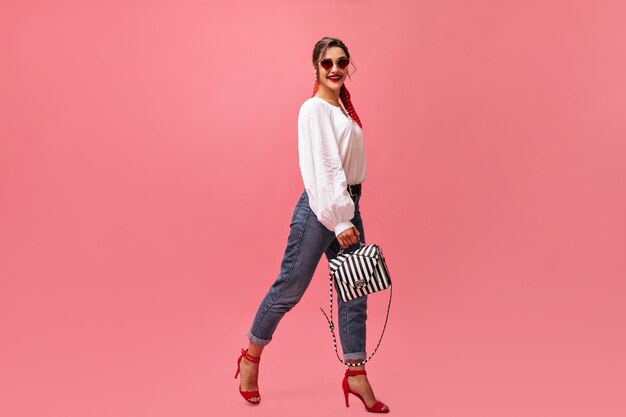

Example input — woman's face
[315,46,349,93]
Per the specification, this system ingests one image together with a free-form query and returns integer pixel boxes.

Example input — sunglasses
[319,57,350,70]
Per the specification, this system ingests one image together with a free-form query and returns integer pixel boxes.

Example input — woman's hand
[337,227,361,249]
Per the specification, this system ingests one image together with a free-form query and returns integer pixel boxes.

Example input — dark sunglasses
[319,57,350,70]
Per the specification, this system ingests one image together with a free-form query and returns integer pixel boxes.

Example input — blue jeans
[247,189,367,361]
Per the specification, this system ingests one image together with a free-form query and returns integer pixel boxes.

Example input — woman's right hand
[337,227,361,249]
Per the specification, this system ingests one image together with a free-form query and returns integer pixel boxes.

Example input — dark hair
[311,37,362,129]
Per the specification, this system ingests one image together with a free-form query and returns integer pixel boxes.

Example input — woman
[234,37,389,413]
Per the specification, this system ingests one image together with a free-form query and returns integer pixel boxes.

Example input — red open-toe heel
[234,348,261,404]
[342,369,389,413]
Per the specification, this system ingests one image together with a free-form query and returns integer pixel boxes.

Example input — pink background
[1,1,625,416]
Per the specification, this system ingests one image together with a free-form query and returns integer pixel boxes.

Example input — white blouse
[297,96,367,236]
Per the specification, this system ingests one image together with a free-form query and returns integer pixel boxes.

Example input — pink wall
[1,1,625,416]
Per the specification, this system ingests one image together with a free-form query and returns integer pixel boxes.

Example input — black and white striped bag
[321,242,392,366]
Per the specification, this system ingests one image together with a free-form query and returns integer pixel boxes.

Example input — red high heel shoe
[342,369,389,413]
[234,348,261,404]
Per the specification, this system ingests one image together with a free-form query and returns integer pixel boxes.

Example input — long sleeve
[298,101,355,236]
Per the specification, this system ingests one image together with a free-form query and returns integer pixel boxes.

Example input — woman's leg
[324,195,368,362]
[239,191,335,395]
[247,190,336,345]
[324,194,389,412]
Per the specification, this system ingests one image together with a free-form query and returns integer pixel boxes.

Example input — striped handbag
[321,242,392,366]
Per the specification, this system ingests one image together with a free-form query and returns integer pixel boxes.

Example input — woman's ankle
[247,341,265,359]
[345,360,365,371]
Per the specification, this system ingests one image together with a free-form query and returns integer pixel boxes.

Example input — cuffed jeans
[247,189,367,361]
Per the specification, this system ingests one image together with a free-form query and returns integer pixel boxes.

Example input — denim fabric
[247,189,367,361]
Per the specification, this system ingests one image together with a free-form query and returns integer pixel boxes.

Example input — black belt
[347,183,362,196]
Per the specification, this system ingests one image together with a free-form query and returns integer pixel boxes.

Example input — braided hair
[311,37,363,129]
